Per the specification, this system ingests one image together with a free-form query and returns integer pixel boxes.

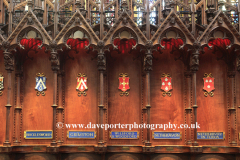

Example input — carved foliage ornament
[161,73,172,97]
[50,52,60,71]
[203,73,215,97]
[35,73,47,96]
[76,73,88,96]
[3,51,14,71]
[0,73,4,96]
[119,73,130,96]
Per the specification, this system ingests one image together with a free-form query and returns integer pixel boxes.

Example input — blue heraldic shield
[35,77,47,92]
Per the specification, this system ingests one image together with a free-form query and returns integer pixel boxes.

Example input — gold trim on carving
[36,73,45,77]
[109,131,139,139]
[0,73,4,96]
[67,130,96,139]
[24,130,53,139]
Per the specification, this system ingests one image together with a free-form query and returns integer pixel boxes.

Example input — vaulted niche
[197,29,233,146]
[63,29,98,145]
[16,29,54,145]
[107,29,142,145]
[151,29,186,145]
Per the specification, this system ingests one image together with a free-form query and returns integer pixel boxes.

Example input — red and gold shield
[203,73,214,97]
[118,76,130,92]
[161,77,172,92]
[203,76,214,92]
[76,77,88,92]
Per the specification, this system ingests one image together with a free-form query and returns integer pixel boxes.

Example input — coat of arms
[35,73,47,96]
[0,73,4,96]
[203,73,215,97]
[161,73,172,97]
[76,73,87,96]
[118,73,130,96]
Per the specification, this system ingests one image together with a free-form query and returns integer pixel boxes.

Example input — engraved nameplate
[197,132,225,140]
[110,131,139,139]
[67,131,96,139]
[152,132,182,139]
[24,130,52,139]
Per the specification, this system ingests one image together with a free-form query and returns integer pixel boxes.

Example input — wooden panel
[151,50,185,145]
[197,49,228,145]
[0,51,14,145]
[151,154,190,160]
[17,153,57,160]
[61,153,101,160]
[0,154,10,160]
[0,51,6,145]
[195,154,235,160]
[237,71,240,146]
[107,51,142,145]
[107,153,146,160]
[64,50,98,144]
[22,50,53,144]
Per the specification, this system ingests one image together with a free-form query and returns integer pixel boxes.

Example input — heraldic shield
[35,73,47,96]
[203,73,215,97]
[118,73,130,96]
[76,73,88,96]
[161,73,172,97]
[0,73,4,96]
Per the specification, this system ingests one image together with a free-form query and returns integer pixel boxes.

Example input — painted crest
[203,73,215,97]
[35,73,47,96]
[76,73,87,96]
[0,73,4,96]
[118,73,130,96]
[161,73,172,97]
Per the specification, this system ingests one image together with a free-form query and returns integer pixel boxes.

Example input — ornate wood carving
[151,11,196,45]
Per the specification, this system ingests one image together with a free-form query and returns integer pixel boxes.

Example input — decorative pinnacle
[27,0,33,10]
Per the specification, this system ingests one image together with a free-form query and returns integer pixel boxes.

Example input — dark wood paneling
[195,154,235,160]
[64,50,98,144]
[107,153,146,160]
[151,154,190,160]
[151,50,185,145]
[0,51,6,145]
[17,153,57,160]
[21,50,53,144]
[197,49,228,146]
[0,51,14,145]
[61,153,101,160]
[237,71,240,146]
[107,52,142,145]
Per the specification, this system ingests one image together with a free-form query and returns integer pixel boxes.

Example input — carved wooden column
[53,0,58,38]
[57,71,64,145]
[227,71,237,146]
[8,0,13,35]
[50,44,60,147]
[43,0,47,25]
[145,0,150,39]
[191,0,195,36]
[190,43,200,146]
[97,41,106,148]
[144,41,153,146]
[3,49,14,146]
[13,70,22,145]
[0,0,4,24]
[184,71,192,145]
[100,0,104,40]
